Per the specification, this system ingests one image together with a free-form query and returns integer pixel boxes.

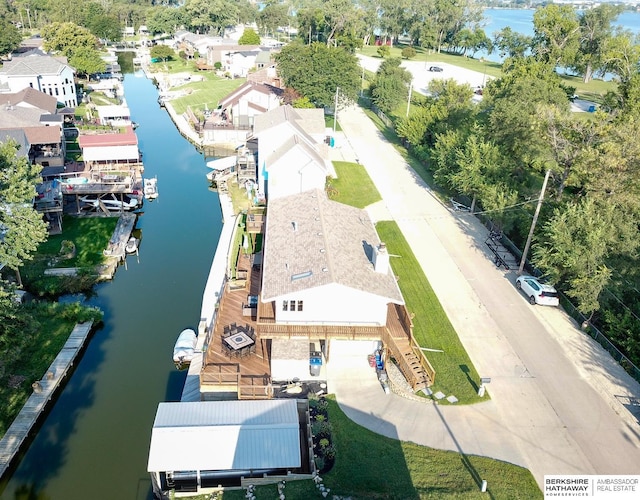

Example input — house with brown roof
[216,81,283,129]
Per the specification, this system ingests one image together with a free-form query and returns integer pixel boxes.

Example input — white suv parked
[515,276,560,306]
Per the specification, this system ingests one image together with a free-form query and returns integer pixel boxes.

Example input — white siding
[267,148,325,200]
[273,283,389,326]
[82,144,139,162]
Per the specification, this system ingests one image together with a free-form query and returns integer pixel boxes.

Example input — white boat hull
[173,328,197,365]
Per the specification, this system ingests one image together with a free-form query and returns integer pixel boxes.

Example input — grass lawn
[328,161,382,208]
[186,396,540,500]
[169,73,246,115]
[358,44,615,102]
[21,216,118,296]
[327,160,479,402]
[0,302,102,438]
[376,221,482,403]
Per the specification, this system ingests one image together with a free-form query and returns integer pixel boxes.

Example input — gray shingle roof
[0,129,29,158]
[0,55,71,77]
[265,134,327,174]
[261,189,404,303]
[252,105,322,141]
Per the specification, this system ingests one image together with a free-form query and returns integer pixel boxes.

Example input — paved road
[329,104,640,487]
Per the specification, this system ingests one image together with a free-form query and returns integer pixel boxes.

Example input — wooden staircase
[384,304,435,391]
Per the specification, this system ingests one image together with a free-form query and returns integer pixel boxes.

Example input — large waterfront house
[215,81,283,129]
[0,53,78,108]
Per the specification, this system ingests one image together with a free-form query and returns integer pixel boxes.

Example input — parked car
[80,193,139,211]
[515,276,560,306]
[429,66,444,72]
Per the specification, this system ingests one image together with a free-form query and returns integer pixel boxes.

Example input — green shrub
[401,47,417,59]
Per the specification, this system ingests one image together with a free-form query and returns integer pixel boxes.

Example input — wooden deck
[0,322,94,480]
[200,252,272,399]
[201,250,435,395]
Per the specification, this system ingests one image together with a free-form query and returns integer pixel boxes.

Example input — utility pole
[406,81,413,117]
[360,66,365,97]
[518,169,551,274]
[333,86,339,134]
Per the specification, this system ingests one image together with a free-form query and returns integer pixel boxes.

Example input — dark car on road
[429,66,443,72]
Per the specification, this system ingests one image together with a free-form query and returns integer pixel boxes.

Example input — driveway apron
[330,105,640,487]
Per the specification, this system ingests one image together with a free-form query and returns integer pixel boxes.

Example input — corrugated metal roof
[147,400,301,472]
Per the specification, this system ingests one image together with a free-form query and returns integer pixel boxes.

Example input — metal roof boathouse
[147,399,314,498]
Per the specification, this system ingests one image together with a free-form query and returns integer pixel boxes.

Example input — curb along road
[331,105,640,487]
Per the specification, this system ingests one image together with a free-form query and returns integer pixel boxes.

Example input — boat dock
[0,321,94,480]
[99,212,137,278]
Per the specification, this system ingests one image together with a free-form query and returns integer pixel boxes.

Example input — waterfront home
[95,104,133,128]
[199,189,434,399]
[216,81,283,128]
[248,105,331,200]
[0,53,78,108]
[78,125,141,170]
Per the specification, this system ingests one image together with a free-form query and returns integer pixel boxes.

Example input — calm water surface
[0,72,223,499]
[480,8,640,62]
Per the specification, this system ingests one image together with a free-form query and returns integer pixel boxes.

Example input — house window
[29,82,33,88]
[297,301,303,312]
[62,87,66,95]
[282,300,288,311]
[55,88,59,96]
[290,300,295,311]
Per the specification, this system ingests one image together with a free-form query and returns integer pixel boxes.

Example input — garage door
[328,339,381,361]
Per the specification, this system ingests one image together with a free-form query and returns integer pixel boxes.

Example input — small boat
[144,177,158,200]
[173,328,197,367]
[125,237,139,254]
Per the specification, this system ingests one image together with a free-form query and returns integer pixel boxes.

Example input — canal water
[0,70,223,499]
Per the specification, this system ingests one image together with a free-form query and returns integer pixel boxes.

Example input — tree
[534,198,616,315]
[532,4,580,67]
[573,4,624,83]
[275,42,361,107]
[0,18,22,57]
[370,58,412,113]
[401,47,416,60]
[42,22,99,58]
[87,14,123,42]
[484,57,570,169]
[238,28,260,45]
[257,2,290,37]
[377,45,390,58]
[183,0,239,35]
[0,141,48,286]
[150,44,175,62]
[69,46,107,78]
[147,7,187,36]
[493,27,532,59]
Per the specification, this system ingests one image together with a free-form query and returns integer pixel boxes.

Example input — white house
[250,105,331,200]
[262,135,328,200]
[0,54,78,108]
[260,189,404,327]
[96,104,132,127]
[216,81,282,128]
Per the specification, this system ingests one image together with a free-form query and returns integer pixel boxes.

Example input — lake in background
[480,8,640,62]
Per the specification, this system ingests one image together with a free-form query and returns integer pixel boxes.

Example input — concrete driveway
[329,104,640,487]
